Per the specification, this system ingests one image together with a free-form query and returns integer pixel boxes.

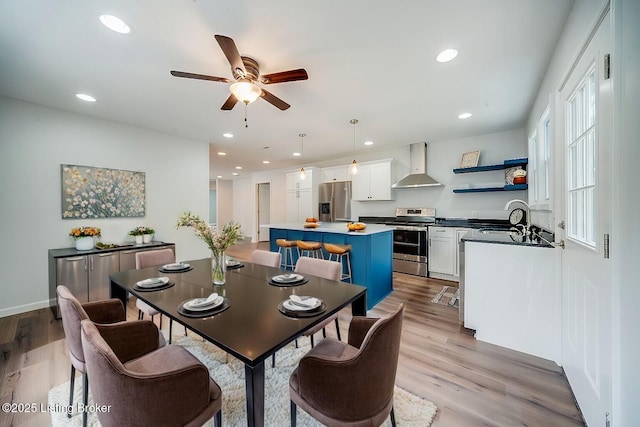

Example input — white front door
[558,8,612,426]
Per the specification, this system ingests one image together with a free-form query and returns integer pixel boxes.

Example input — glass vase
[212,251,226,285]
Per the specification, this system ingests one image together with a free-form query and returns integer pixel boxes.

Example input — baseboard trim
[0,299,53,319]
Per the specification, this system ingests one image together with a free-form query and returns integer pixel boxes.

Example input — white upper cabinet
[286,169,313,190]
[351,160,395,201]
[321,165,350,183]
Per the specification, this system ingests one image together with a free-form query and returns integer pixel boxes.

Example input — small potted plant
[129,227,145,244]
[69,226,101,251]
[142,227,155,243]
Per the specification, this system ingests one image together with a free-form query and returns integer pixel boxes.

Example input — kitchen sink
[478,228,519,235]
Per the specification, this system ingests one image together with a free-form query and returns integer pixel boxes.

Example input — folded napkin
[289,295,319,308]
[188,293,218,308]
[137,277,169,287]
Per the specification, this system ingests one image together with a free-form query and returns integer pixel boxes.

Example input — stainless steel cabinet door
[56,256,89,302]
[88,252,120,301]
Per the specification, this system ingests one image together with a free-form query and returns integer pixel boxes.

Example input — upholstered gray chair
[250,249,281,268]
[135,248,186,342]
[294,257,343,346]
[290,304,405,427]
[56,285,165,427]
[80,319,222,427]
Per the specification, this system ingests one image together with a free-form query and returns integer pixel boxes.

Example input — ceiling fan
[170,34,308,111]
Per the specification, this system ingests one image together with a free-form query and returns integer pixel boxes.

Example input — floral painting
[61,164,145,219]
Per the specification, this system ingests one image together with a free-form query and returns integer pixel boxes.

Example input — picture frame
[460,150,480,168]
[61,164,146,219]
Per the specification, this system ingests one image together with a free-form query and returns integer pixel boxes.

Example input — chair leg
[290,400,297,427]
[159,313,163,330]
[390,406,396,427]
[67,365,76,418]
[335,318,342,341]
[322,327,327,338]
[295,339,299,348]
[214,409,222,427]
[82,372,88,427]
[184,325,188,336]
[138,309,143,320]
[310,334,315,348]
[169,319,173,344]
[272,353,276,368]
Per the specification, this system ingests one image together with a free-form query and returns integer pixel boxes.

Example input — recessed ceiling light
[99,15,131,34]
[262,160,270,164]
[232,172,239,176]
[458,112,472,119]
[293,152,301,157]
[436,48,458,63]
[75,93,96,102]
[217,152,226,156]
[217,175,222,178]
[235,166,242,170]
[223,133,234,138]
[364,141,374,146]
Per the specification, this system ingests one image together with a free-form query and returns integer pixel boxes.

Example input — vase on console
[75,236,94,251]
[143,233,153,243]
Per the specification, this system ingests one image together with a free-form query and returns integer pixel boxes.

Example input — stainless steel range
[388,208,435,277]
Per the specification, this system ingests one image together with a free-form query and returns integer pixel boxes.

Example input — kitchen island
[268,223,393,310]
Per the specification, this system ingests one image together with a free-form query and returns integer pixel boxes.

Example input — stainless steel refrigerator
[318,181,352,222]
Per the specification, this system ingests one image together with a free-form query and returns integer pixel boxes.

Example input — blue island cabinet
[269,227,393,310]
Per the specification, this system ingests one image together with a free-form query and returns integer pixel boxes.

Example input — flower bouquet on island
[69,227,101,250]
[176,212,242,284]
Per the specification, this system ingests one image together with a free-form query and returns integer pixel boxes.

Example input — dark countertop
[358,216,511,230]
[461,229,553,248]
[49,241,175,258]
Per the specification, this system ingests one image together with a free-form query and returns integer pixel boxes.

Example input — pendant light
[298,133,307,180]
[349,119,359,175]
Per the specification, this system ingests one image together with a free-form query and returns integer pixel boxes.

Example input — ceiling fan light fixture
[229,80,261,104]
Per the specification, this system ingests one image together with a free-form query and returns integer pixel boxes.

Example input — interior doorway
[256,182,270,242]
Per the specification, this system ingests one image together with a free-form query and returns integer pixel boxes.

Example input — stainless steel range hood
[391,142,442,188]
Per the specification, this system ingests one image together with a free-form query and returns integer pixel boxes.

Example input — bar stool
[297,240,324,259]
[324,243,352,282]
[276,239,297,270]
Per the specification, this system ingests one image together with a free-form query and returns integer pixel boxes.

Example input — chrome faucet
[504,199,531,237]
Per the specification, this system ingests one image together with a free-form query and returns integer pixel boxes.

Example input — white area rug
[50,334,437,426]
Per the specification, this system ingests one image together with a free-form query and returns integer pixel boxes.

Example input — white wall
[612,0,640,424]
[0,96,210,317]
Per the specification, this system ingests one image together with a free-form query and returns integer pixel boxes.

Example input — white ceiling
[0,0,573,179]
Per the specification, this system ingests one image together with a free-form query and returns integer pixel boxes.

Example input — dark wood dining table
[109,257,367,427]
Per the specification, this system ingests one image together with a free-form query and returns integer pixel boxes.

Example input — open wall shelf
[452,158,528,193]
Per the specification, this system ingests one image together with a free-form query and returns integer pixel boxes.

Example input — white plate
[136,277,170,288]
[184,296,224,311]
[226,259,241,267]
[162,262,190,271]
[283,298,321,311]
[272,274,304,283]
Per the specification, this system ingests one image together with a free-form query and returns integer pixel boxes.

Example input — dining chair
[80,319,222,427]
[135,248,186,342]
[250,249,281,268]
[290,303,405,427]
[294,257,343,347]
[56,285,166,427]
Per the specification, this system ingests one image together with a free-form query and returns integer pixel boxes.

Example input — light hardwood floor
[0,242,584,426]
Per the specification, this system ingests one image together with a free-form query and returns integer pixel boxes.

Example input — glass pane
[586,187,596,245]
[577,137,585,189]
[569,191,578,237]
[588,71,595,128]
[587,130,596,186]
[568,98,576,142]
[576,190,585,240]
[569,143,578,189]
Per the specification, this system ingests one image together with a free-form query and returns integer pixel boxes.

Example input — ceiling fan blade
[260,89,290,110]
[221,94,238,110]
[170,70,229,83]
[214,35,246,76]
[260,69,309,84]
